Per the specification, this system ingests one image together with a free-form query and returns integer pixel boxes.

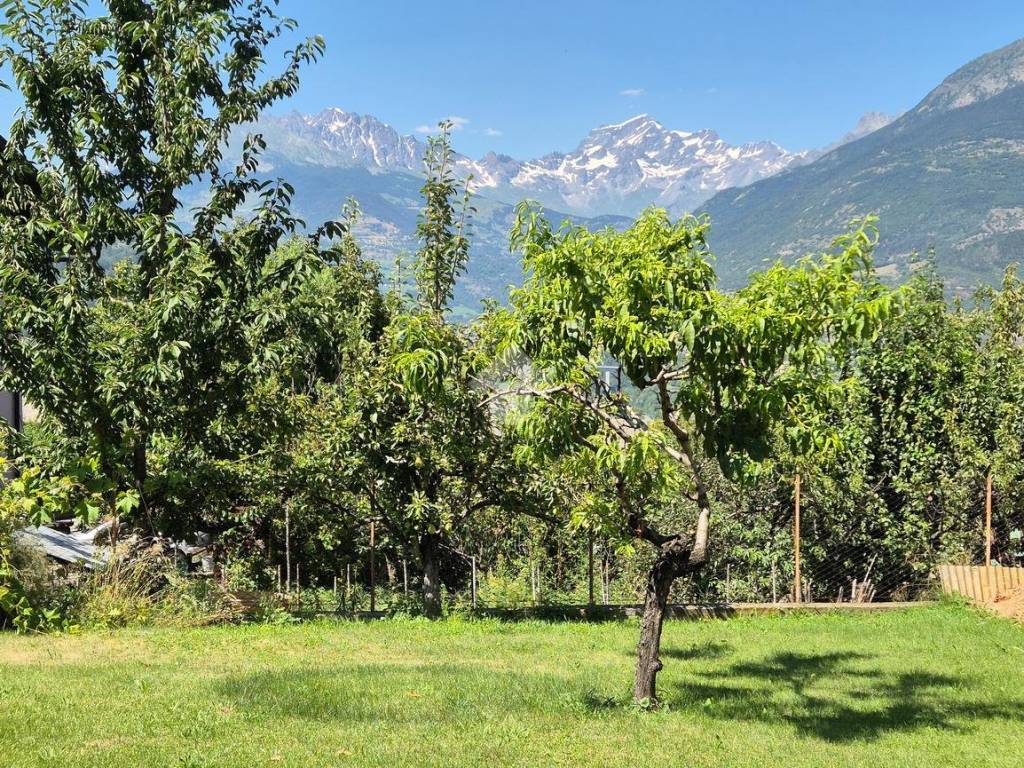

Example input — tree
[852,264,1024,569]
[148,219,386,544]
[486,207,894,704]
[0,0,338,523]
[307,122,509,617]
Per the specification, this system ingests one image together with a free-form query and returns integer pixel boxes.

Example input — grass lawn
[0,604,1022,767]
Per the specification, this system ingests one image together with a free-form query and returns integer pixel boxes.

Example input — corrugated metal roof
[14,526,106,568]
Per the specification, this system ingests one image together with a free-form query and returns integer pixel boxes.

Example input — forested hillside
[700,39,1024,291]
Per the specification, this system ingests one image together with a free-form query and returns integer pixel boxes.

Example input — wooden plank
[936,565,1024,602]
[939,565,951,593]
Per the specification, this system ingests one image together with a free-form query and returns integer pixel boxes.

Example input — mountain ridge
[698,37,1024,291]
[251,109,884,218]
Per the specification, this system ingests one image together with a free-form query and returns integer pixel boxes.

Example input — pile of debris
[14,520,111,569]
[14,520,218,576]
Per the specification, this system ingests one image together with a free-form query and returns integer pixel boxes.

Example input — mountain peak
[589,114,667,137]
[915,37,1024,114]
[255,108,806,216]
[600,114,660,130]
[817,110,898,154]
[261,107,425,171]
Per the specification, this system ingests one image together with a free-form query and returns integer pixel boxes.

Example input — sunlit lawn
[1,604,1021,767]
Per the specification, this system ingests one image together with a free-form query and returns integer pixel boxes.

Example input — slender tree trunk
[634,546,680,704]
[633,507,710,706]
[420,532,442,618]
[133,438,147,488]
[133,437,156,534]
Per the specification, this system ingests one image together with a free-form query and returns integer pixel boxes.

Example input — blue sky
[2,1,1023,158]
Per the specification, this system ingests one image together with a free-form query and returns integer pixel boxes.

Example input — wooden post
[771,561,777,604]
[369,521,377,614]
[284,503,291,594]
[793,473,802,604]
[277,565,282,594]
[588,531,595,605]
[985,473,993,565]
[471,556,478,609]
[346,564,351,610]
[402,559,408,596]
[725,563,731,604]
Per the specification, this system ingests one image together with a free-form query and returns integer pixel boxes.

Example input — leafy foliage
[0,0,334,517]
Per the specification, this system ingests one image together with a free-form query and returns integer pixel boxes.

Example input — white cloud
[620,88,645,97]
[484,127,503,137]
[414,124,433,134]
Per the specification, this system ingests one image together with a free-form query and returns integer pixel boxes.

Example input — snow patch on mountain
[256,109,868,216]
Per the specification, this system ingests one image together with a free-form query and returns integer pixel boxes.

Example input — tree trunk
[420,532,442,618]
[133,438,147,488]
[133,437,155,533]
[633,507,710,707]
[634,547,679,704]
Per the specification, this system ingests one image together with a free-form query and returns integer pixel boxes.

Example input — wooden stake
[794,473,802,604]
[284,503,291,594]
[369,521,377,613]
[985,473,993,565]
[402,559,408,596]
[471,556,478,609]
[725,563,731,604]
[771,561,777,604]
[346,563,351,610]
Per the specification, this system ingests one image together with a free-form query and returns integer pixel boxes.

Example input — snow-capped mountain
[254,109,818,216]
[469,115,813,216]
[220,105,899,309]
[256,108,423,171]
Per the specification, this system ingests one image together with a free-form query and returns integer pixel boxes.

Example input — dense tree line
[1,1,1023,706]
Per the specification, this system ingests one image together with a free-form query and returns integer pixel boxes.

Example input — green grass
[0,605,1021,767]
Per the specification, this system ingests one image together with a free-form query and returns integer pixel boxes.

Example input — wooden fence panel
[937,565,1024,602]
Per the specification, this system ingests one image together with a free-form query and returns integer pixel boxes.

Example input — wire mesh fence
[249,473,1024,614]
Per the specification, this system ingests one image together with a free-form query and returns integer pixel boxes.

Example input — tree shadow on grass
[672,650,1024,743]
[619,641,733,662]
[659,641,733,661]
[215,662,586,724]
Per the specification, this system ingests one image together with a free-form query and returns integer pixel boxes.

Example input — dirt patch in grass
[0,633,153,667]
[991,587,1024,622]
